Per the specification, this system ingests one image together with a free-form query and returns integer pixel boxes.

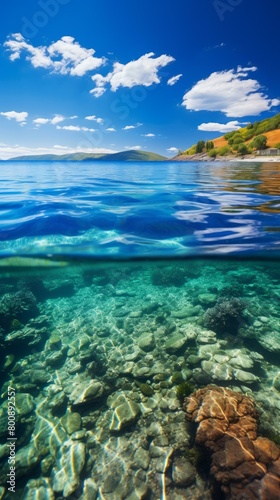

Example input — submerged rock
[165,334,187,354]
[184,385,280,499]
[52,441,86,497]
[109,393,141,432]
[69,380,105,406]
[172,457,196,487]
[138,333,155,352]
[15,393,35,416]
[61,412,82,435]
[274,373,280,392]
[23,478,55,500]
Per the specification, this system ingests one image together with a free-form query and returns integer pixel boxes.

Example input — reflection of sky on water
[0,160,280,256]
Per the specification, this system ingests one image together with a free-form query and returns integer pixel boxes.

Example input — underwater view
[0,161,280,499]
[1,0,280,496]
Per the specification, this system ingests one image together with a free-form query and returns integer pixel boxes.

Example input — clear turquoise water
[0,160,279,256]
[0,161,280,499]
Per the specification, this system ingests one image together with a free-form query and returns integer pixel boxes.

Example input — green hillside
[8,150,167,162]
[182,112,280,158]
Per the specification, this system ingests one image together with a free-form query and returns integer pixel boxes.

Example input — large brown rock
[184,385,280,499]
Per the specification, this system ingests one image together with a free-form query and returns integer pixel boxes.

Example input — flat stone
[212,363,234,381]
[45,349,66,367]
[61,413,82,435]
[196,329,217,344]
[186,355,201,365]
[172,457,196,486]
[81,479,98,500]
[69,381,104,405]
[138,333,155,352]
[228,353,254,370]
[16,393,35,416]
[30,370,50,385]
[132,366,153,378]
[52,442,86,497]
[134,447,150,469]
[201,360,233,381]
[172,306,200,318]
[22,478,55,500]
[234,369,259,384]
[258,331,280,353]
[110,399,140,432]
[119,361,135,374]
[165,334,187,354]
[198,293,217,306]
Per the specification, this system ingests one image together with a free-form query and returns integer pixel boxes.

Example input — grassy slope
[8,150,167,162]
[213,129,280,149]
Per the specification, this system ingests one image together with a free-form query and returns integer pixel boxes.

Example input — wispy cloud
[182,66,280,117]
[122,123,142,130]
[56,125,96,132]
[85,115,104,124]
[142,133,155,137]
[33,115,65,126]
[167,74,182,86]
[125,145,142,150]
[198,120,247,133]
[91,52,175,97]
[4,34,106,77]
[0,110,28,125]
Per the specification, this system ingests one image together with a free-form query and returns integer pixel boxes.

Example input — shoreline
[172,153,280,163]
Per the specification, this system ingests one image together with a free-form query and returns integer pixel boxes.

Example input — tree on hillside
[196,140,205,154]
[206,141,214,151]
[238,144,249,155]
[252,135,267,150]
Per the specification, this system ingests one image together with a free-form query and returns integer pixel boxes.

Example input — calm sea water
[0,160,280,499]
[0,160,279,256]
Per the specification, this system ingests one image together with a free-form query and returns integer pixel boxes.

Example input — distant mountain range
[7,149,167,162]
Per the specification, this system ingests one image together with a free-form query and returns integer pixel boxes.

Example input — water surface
[0,160,280,256]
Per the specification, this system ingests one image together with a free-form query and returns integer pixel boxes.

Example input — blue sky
[0,0,279,159]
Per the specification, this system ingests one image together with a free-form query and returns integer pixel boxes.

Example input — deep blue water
[0,160,280,257]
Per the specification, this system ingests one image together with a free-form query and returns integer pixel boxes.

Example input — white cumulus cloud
[91,52,174,97]
[85,115,104,124]
[4,34,106,77]
[51,115,65,125]
[122,123,142,130]
[33,115,71,127]
[0,110,28,125]
[167,147,178,152]
[198,120,247,133]
[106,127,116,132]
[142,133,155,137]
[182,66,280,117]
[167,74,182,86]
[33,118,50,125]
